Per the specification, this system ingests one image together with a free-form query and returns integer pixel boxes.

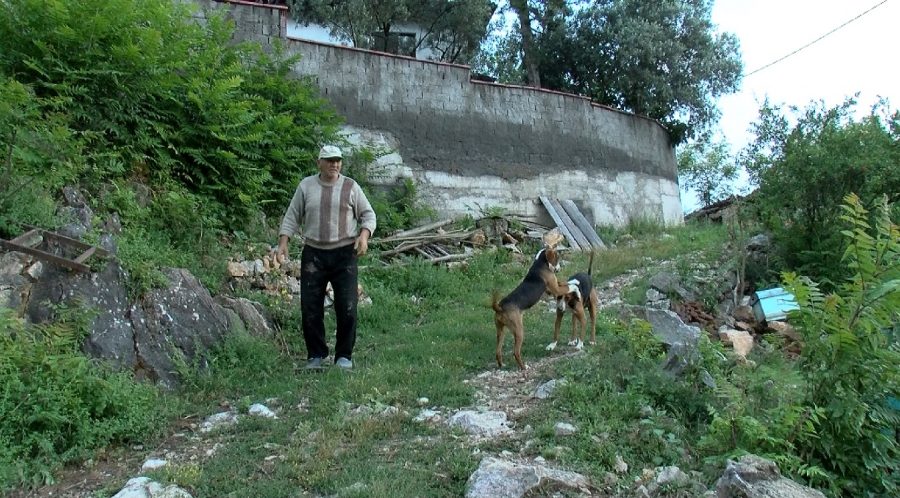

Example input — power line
[745,0,890,77]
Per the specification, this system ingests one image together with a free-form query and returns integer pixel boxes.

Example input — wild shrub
[783,194,899,496]
[0,0,340,222]
[0,308,166,490]
[740,98,900,284]
[0,78,81,237]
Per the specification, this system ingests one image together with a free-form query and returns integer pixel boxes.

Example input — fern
[784,194,899,496]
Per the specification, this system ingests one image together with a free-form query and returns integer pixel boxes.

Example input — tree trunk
[509,0,540,88]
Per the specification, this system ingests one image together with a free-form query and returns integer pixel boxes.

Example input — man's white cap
[318,145,343,159]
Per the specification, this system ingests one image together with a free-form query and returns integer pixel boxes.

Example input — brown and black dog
[492,246,573,370]
[547,251,599,351]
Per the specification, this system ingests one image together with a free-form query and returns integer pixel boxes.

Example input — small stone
[141,458,168,471]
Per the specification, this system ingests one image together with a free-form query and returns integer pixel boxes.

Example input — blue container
[751,287,799,323]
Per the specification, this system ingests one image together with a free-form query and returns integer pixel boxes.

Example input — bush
[0,308,167,490]
[740,98,900,284]
[783,194,900,496]
[0,0,340,222]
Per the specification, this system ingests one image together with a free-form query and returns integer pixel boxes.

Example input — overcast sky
[712,0,897,148]
[679,0,899,211]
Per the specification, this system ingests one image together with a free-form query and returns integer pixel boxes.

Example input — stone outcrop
[465,456,591,498]
[716,455,826,498]
[2,248,272,389]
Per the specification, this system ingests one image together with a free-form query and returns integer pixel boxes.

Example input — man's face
[318,157,342,180]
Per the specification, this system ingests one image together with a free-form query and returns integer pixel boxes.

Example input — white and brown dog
[547,251,598,351]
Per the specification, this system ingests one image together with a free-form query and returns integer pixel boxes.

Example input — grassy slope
[121,222,734,497]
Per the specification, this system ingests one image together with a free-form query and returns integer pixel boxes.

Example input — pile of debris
[369,217,555,265]
[224,217,561,301]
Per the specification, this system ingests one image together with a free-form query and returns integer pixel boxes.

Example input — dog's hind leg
[495,318,506,368]
[511,314,527,370]
[588,291,599,345]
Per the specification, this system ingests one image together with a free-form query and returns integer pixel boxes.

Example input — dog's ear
[544,247,559,265]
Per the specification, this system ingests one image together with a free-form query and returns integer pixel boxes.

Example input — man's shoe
[334,357,353,369]
[305,357,325,370]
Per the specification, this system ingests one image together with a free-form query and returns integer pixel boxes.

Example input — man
[273,145,376,370]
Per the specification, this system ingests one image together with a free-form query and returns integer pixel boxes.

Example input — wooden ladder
[0,227,109,272]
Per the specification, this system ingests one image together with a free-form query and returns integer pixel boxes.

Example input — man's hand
[272,235,290,262]
[354,228,371,256]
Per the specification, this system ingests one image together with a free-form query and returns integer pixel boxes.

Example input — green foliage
[0,78,81,237]
[341,147,435,234]
[740,98,900,284]
[477,0,743,143]
[288,0,494,63]
[677,138,740,208]
[0,0,340,223]
[783,194,900,496]
[0,308,166,490]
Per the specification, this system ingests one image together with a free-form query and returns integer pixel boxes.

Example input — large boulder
[716,455,825,498]
[465,456,590,498]
[16,253,257,388]
[129,268,237,388]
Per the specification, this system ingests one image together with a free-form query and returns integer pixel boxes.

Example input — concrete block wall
[192,0,684,226]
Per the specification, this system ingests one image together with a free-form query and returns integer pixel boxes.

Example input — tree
[288,0,495,64]
[476,0,743,143]
[677,138,739,208]
[739,97,900,282]
[508,0,540,87]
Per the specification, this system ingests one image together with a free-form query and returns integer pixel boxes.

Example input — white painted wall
[285,20,440,60]
[341,126,683,228]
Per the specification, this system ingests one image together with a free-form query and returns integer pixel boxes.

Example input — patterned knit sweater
[278,174,377,250]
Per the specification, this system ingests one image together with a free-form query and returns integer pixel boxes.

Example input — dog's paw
[588,340,596,346]
[545,341,558,351]
[567,339,579,347]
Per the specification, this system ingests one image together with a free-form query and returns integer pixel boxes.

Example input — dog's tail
[490,290,503,313]
[587,250,595,277]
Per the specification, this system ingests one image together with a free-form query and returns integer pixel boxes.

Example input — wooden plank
[10,228,39,246]
[383,218,455,241]
[74,246,98,264]
[37,229,108,256]
[0,240,89,272]
[548,197,591,250]
[560,200,607,250]
[539,196,582,251]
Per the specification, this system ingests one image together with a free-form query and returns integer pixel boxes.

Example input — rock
[534,379,567,399]
[554,422,577,436]
[414,409,441,423]
[614,455,628,474]
[719,329,754,358]
[648,271,696,301]
[129,268,237,388]
[27,261,136,371]
[464,456,590,498]
[746,234,771,252]
[199,411,239,433]
[216,296,273,338]
[733,305,756,323]
[141,458,168,471]
[110,477,193,498]
[655,466,689,485]
[619,305,701,350]
[248,403,278,419]
[448,410,513,437]
[715,454,826,498]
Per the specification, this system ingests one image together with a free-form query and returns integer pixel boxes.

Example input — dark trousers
[300,244,358,360]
